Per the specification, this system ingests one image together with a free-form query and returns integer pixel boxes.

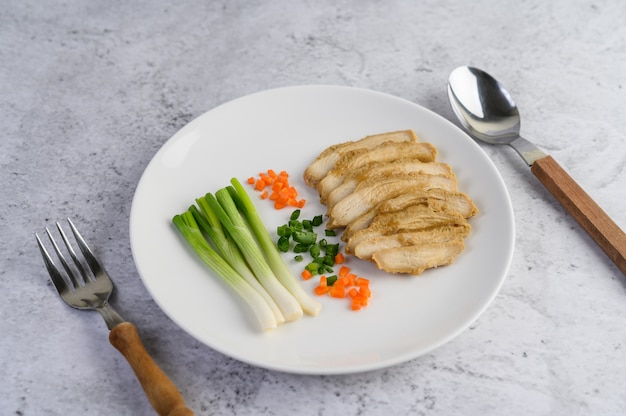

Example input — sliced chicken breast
[318,159,452,204]
[327,174,458,228]
[303,130,417,187]
[342,189,477,240]
[344,205,468,253]
[371,240,466,274]
[351,224,471,261]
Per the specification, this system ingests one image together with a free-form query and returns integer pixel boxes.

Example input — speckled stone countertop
[2,1,626,415]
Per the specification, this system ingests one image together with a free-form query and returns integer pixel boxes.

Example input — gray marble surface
[2,1,626,415]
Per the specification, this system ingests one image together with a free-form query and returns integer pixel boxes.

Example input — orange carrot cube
[314,286,330,296]
[329,285,346,298]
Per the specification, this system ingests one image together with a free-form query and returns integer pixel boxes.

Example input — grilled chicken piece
[318,159,452,204]
[325,167,456,211]
[304,129,478,275]
[342,189,478,241]
[327,174,458,228]
[372,240,466,274]
[352,224,471,261]
[344,205,468,254]
[303,130,417,187]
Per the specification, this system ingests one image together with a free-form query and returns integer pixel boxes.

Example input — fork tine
[46,226,83,288]
[56,220,93,284]
[67,218,105,278]
[35,232,71,295]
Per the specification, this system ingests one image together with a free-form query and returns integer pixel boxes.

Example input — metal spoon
[448,65,626,275]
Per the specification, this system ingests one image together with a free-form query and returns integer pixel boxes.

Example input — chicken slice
[371,240,466,274]
[303,130,417,187]
[318,159,452,204]
[344,205,468,254]
[351,224,471,261]
[327,175,458,228]
[342,189,477,241]
[325,172,457,213]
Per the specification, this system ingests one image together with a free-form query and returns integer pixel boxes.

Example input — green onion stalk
[229,178,322,316]
[190,202,285,325]
[209,189,303,322]
[172,212,278,331]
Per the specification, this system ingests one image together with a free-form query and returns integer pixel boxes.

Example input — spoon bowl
[447,66,521,144]
[448,66,544,165]
[447,66,626,276]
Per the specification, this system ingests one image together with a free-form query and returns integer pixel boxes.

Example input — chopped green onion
[309,244,321,259]
[305,262,319,274]
[274,208,345,279]
[289,220,303,231]
[277,236,290,252]
[277,224,291,237]
[293,230,317,245]
[293,243,309,253]
[325,243,339,257]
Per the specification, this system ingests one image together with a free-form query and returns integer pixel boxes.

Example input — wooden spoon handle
[109,322,194,416]
[531,155,626,275]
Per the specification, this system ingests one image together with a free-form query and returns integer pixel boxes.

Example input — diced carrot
[247,170,307,209]
[319,275,327,287]
[348,287,358,298]
[301,269,312,280]
[337,276,350,287]
[350,300,363,311]
[330,285,346,298]
[334,252,345,264]
[355,277,369,287]
[277,188,290,203]
[338,265,350,278]
[254,179,266,191]
[260,173,272,184]
[314,285,330,296]
[346,273,356,286]
[359,286,371,298]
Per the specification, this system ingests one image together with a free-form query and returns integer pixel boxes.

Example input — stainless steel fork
[36,218,194,416]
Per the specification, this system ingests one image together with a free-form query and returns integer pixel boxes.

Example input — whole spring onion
[172,212,278,331]
[229,178,322,316]
[208,189,304,322]
[190,202,285,325]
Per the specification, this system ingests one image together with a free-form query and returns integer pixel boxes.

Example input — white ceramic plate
[130,85,514,375]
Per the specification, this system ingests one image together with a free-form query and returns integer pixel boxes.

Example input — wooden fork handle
[109,322,194,416]
[531,155,626,275]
